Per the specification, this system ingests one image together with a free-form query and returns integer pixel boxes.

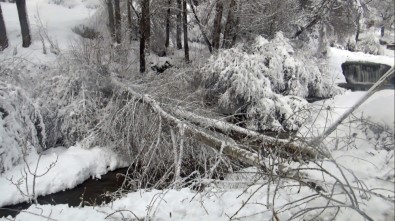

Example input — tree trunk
[222,0,237,49]
[380,26,385,37]
[165,0,171,48]
[293,15,321,39]
[145,0,150,51]
[127,0,133,43]
[140,0,150,73]
[0,4,8,51]
[107,0,115,42]
[16,0,31,48]
[211,0,223,50]
[114,0,121,44]
[355,12,361,43]
[182,0,189,62]
[176,0,182,49]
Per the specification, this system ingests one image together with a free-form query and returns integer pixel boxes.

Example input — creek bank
[0,167,130,218]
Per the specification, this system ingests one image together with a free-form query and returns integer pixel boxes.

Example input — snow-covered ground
[0,145,127,208]
[1,0,98,63]
[1,0,394,220]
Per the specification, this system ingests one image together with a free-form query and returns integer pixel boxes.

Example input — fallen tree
[112,78,320,167]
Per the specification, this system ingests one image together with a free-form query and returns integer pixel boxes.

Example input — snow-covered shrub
[357,31,383,55]
[37,61,113,148]
[202,33,339,131]
[0,83,45,173]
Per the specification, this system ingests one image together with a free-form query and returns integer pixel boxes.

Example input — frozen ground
[0,0,394,220]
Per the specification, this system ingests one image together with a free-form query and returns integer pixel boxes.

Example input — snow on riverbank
[328,47,394,83]
[0,145,127,208]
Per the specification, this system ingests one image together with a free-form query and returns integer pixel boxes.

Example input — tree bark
[16,0,31,48]
[140,0,150,73]
[127,0,133,42]
[0,4,8,51]
[165,0,171,48]
[222,0,237,49]
[114,0,121,44]
[107,0,115,42]
[145,0,150,51]
[176,0,182,49]
[292,15,320,39]
[380,26,385,37]
[182,0,189,62]
[211,0,223,50]
[355,12,361,43]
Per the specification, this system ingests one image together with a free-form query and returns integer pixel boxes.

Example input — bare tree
[16,0,31,47]
[212,0,223,50]
[165,0,171,49]
[182,0,189,62]
[127,0,133,42]
[176,0,183,49]
[107,0,115,41]
[140,0,150,73]
[189,0,213,53]
[0,3,8,51]
[372,0,394,37]
[222,0,237,49]
[114,0,121,44]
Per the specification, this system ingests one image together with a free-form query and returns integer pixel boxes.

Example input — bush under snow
[0,83,45,173]
[203,33,340,131]
[357,31,383,55]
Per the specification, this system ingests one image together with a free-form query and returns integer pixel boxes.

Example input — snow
[1,0,394,220]
[0,144,127,208]
[328,47,394,83]
[1,0,98,63]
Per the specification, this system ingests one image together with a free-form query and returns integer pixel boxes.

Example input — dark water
[0,167,130,218]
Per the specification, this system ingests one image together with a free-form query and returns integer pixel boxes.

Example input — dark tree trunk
[0,4,8,51]
[176,0,182,49]
[16,0,31,48]
[293,15,320,39]
[222,0,237,49]
[114,0,121,44]
[355,12,361,43]
[165,0,171,48]
[140,0,150,73]
[381,26,385,37]
[183,0,189,62]
[211,0,223,50]
[145,0,150,51]
[107,0,115,41]
[127,0,133,42]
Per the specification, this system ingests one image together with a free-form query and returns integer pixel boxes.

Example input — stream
[0,167,129,218]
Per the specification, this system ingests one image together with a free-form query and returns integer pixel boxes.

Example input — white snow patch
[0,145,127,207]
